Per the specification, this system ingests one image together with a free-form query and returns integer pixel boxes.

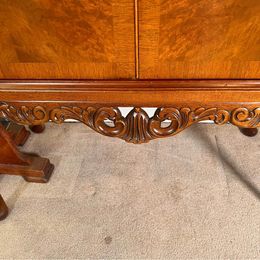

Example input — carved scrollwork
[231,107,260,128]
[0,102,260,144]
[92,107,126,138]
[0,103,49,125]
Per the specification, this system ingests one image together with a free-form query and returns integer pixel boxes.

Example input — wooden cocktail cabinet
[0,0,260,220]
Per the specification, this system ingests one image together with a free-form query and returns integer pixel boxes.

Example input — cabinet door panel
[139,0,260,79]
[0,0,135,79]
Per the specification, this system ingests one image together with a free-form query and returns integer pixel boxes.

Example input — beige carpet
[0,123,259,259]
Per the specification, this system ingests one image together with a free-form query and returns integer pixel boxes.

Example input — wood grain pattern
[1,0,260,220]
[0,0,135,79]
[1,80,260,107]
[139,0,260,78]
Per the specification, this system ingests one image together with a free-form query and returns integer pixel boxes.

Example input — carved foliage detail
[1,103,260,144]
[231,107,260,128]
[0,103,49,125]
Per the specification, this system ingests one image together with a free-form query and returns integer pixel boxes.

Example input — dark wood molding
[1,103,260,144]
[1,79,260,90]
[1,79,260,106]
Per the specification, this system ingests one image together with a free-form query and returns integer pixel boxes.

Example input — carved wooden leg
[0,124,54,220]
[29,124,45,134]
[239,127,258,137]
[0,194,8,221]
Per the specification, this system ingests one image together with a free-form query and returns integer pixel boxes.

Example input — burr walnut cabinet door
[139,0,260,79]
[0,0,135,79]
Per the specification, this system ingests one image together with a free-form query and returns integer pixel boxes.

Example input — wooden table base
[0,123,54,221]
[4,121,30,146]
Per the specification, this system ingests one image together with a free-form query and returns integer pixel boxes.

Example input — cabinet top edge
[0,79,260,91]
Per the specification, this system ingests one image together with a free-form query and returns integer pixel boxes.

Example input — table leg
[0,124,54,220]
[29,124,45,134]
[0,194,8,221]
[239,128,258,137]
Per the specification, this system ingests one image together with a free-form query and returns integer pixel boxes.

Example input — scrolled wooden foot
[239,127,258,137]
[29,124,45,134]
[0,194,8,221]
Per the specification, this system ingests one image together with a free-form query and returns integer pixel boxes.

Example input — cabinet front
[0,0,135,79]
[139,0,260,79]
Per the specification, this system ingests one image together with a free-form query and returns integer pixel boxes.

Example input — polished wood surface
[0,0,260,219]
[1,103,260,144]
[0,122,30,220]
[0,0,135,79]
[0,123,54,181]
[0,123,54,220]
[1,80,260,107]
[139,0,260,78]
